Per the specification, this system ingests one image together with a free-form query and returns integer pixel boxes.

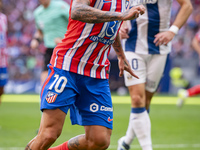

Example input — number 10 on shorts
[49,74,68,93]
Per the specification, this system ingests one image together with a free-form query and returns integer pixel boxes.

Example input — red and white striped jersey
[0,12,7,68]
[50,0,127,79]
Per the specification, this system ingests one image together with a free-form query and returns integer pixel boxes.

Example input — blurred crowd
[2,0,200,93]
[3,0,41,82]
[170,0,200,91]
[171,0,200,59]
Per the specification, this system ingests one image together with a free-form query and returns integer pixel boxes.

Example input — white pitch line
[108,144,200,149]
[1,144,200,150]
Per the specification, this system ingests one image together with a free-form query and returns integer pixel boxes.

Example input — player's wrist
[117,55,126,61]
[169,25,179,35]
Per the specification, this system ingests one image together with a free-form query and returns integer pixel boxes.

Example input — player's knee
[131,95,144,107]
[43,133,58,144]
[41,129,61,145]
[87,135,110,150]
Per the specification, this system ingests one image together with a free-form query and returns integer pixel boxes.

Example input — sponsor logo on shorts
[126,72,133,80]
[107,117,113,122]
[45,91,58,103]
[90,103,99,112]
[146,78,156,89]
[90,103,113,112]
[100,106,113,112]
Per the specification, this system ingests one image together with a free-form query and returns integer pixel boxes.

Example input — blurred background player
[31,0,70,85]
[177,28,200,107]
[118,0,192,150]
[0,0,8,105]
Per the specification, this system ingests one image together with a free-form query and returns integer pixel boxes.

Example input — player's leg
[118,52,152,150]
[186,84,200,96]
[74,76,113,150]
[69,125,111,150]
[145,54,168,111]
[25,65,79,150]
[177,84,200,107]
[118,53,167,150]
[128,83,152,150]
[145,90,154,112]
[48,75,113,150]
[83,125,111,149]
[0,86,4,104]
[48,125,111,150]
[0,67,8,105]
[133,54,167,150]
[25,108,66,150]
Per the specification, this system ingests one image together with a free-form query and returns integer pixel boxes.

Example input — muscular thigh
[146,54,167,92]
[39,109,66,135]
[124,52,167,93]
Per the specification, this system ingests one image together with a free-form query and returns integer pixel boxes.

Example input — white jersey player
[118,0,193,150]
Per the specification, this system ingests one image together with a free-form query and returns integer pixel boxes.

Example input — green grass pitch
[0,94,200,150]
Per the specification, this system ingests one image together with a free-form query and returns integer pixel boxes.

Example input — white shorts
[124,52,167,93]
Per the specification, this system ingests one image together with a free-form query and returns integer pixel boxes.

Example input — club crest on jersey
[105,21,120,38]
[46,91,58,103]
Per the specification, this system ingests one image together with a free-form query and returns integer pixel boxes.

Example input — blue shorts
[0,67,8,87]
[40,65,113,129]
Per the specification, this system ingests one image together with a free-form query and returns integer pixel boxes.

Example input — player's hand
[30,39,39,49]
[118,57,139,79]
[122,5,145,21]
[154,31,175,46]
[54,37,63,45]
[119,22,129,39]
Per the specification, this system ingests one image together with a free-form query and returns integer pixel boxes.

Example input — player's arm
[154,0,193,46]
[112,34,139,78]
[71,0,145,23]
[192,36,200,56]
[119,21,130,39]
[30,29,43,49]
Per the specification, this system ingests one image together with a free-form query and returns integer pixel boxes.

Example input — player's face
[39,0,50,6]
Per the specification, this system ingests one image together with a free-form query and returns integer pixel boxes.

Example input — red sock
[188,85,200,97]
[48,141,69,150]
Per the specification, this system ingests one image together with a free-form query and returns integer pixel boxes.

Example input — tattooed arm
[112,34,139,78]
[71,0,145,23]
